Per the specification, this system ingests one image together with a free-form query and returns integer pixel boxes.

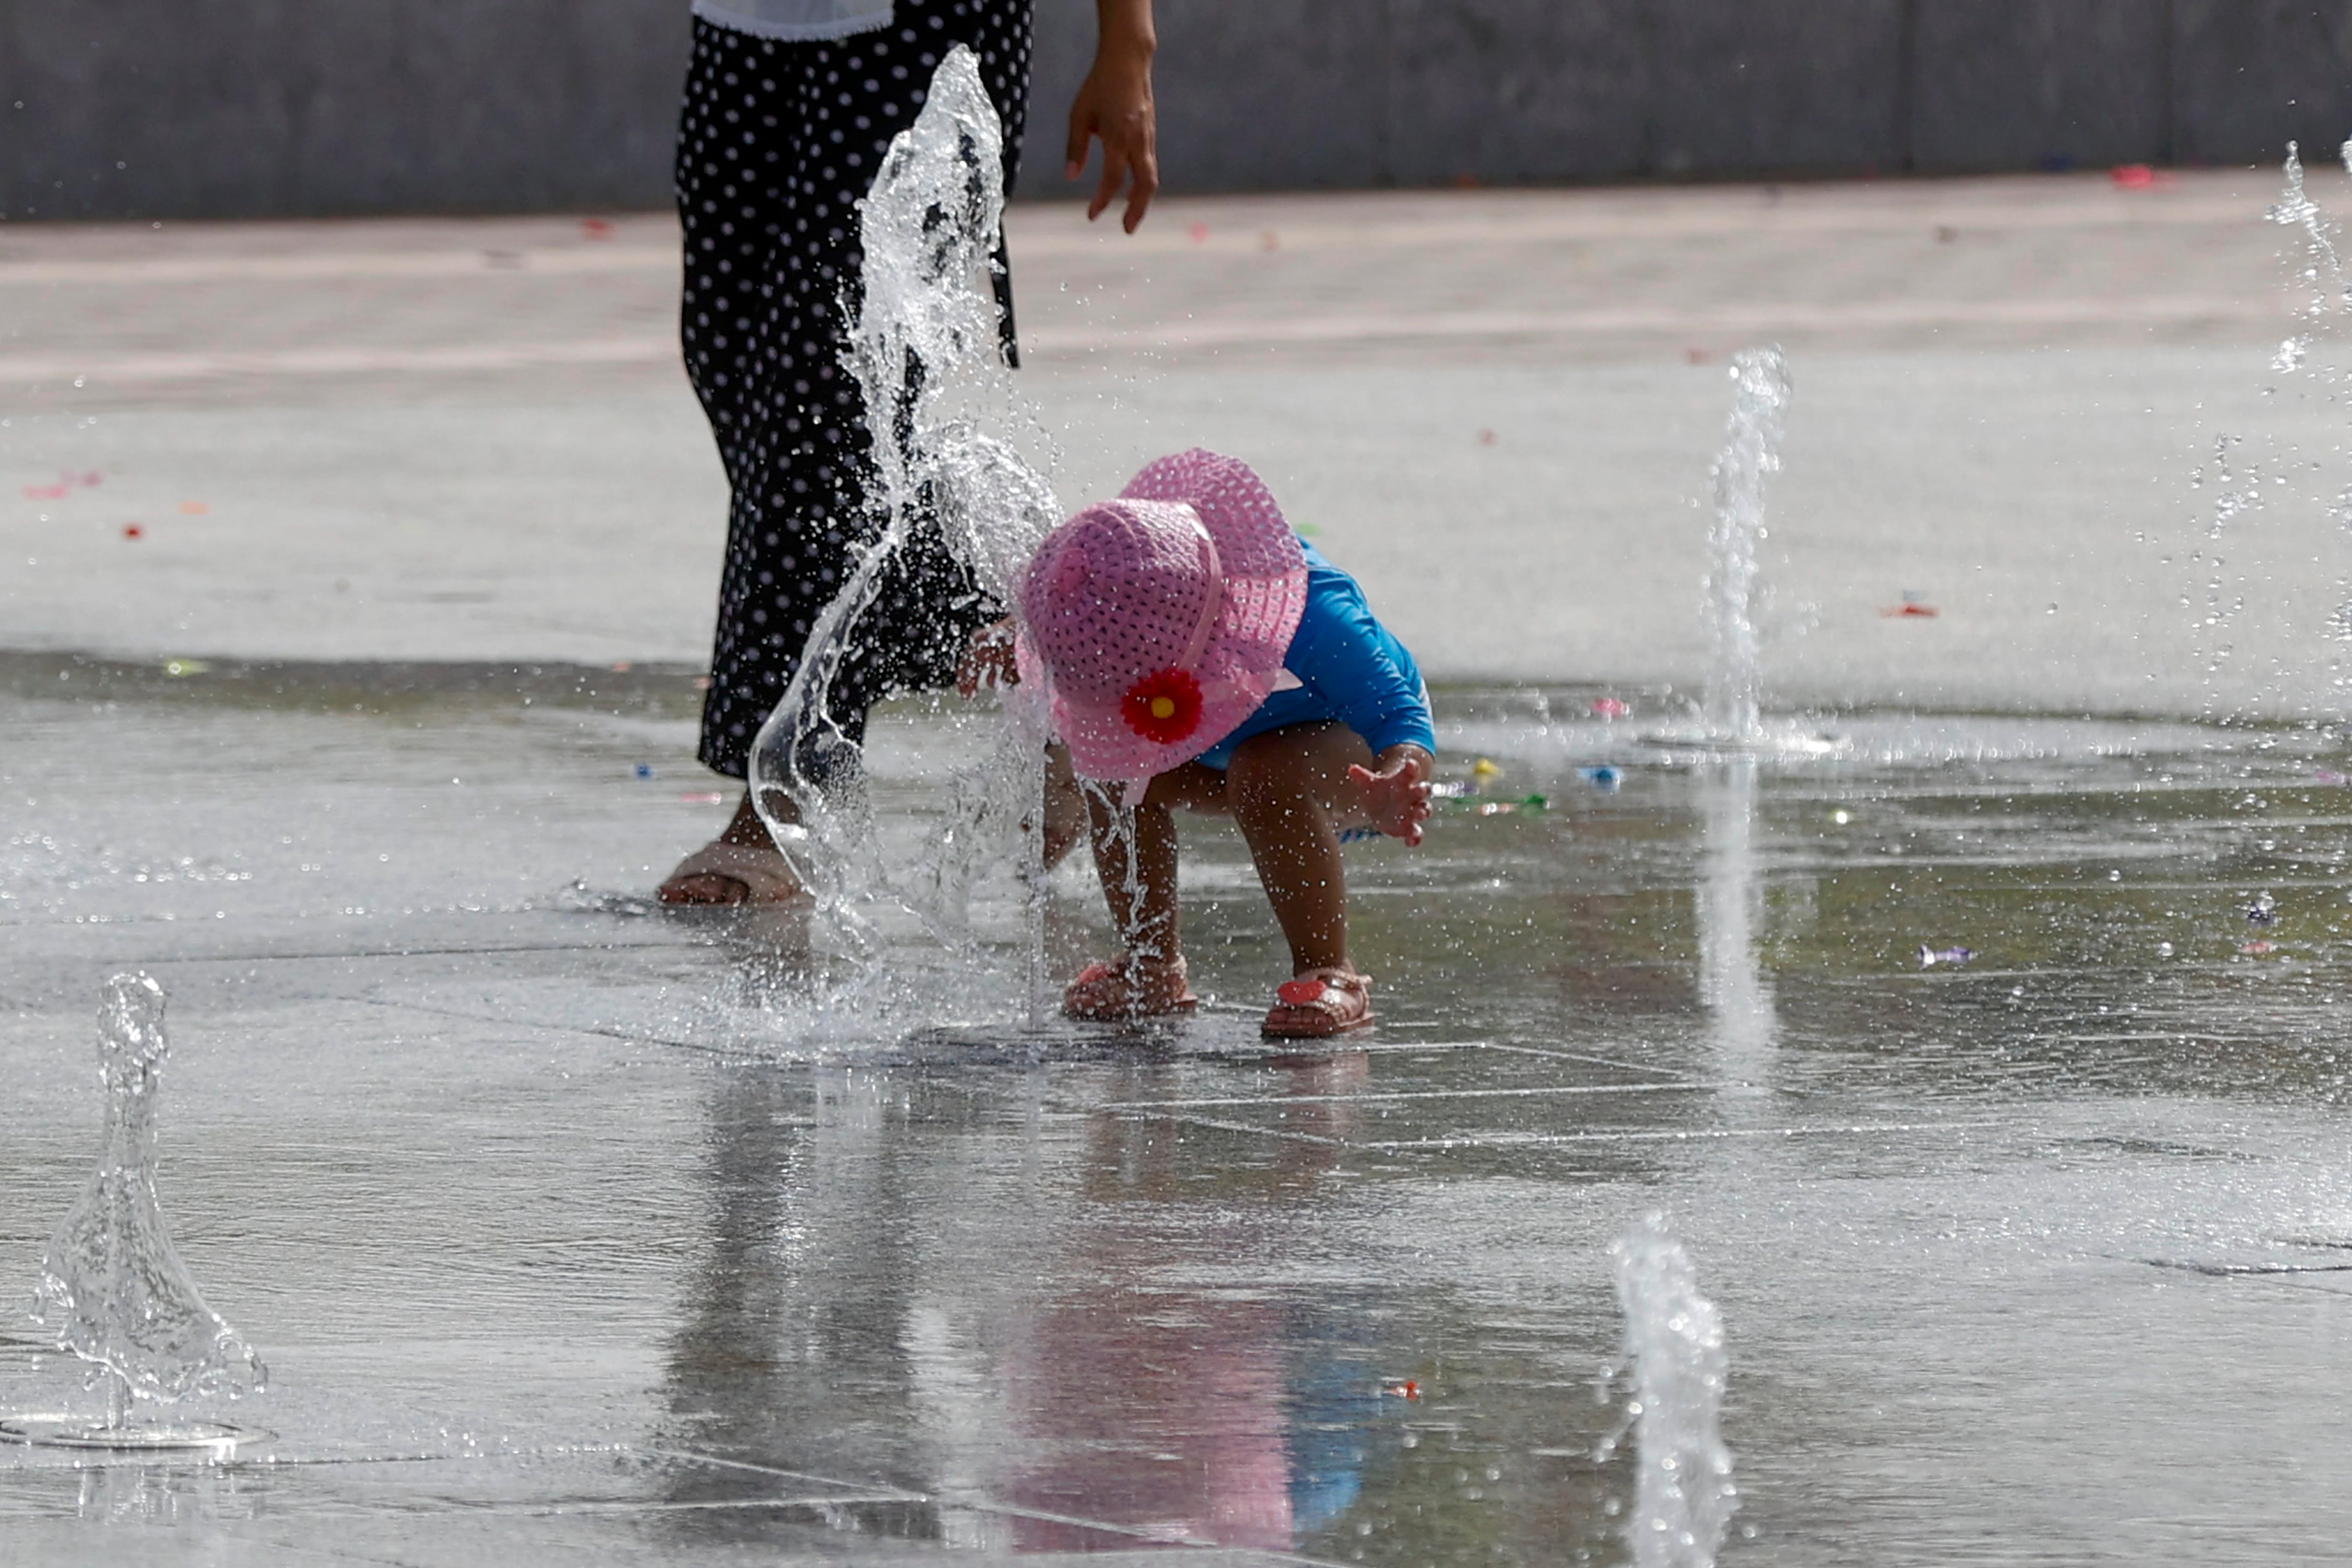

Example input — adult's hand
[1065,0,1158,233]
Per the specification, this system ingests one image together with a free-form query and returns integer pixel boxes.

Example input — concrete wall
[1034,0,2352,191]
[0,0,688,219]
[8,0,2352,220]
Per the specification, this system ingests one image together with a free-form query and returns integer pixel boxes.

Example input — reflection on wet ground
[6,665,2352,1565]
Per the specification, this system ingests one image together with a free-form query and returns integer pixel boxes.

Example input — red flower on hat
[1120,667,1204,745]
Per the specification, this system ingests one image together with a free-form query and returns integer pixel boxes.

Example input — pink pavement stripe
[0,291,2295,386]
[0,175,2274,281]
[0,246,677,288]
[1020,294,2295,351]
[0,338,683,383]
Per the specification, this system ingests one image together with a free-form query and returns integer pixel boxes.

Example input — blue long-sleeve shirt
[1194,538,1435,769]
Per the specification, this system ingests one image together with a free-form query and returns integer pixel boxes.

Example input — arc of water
[31,974,265,1416]
[1702,347,1791,745]
[747,46,1063,964]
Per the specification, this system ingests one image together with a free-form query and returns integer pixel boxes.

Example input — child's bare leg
[1041,745,1088,869]
[1086,785,1179,975]
[1065,764,1225,1016]
[1083,763,1227,970]
[1225,723,1377,976]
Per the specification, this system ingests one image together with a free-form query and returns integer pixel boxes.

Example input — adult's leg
[703,0,1039,768]
[808,0,1038,711]
[666,20,814,903]
[663,3,1030,907]
[665,2,1040,905]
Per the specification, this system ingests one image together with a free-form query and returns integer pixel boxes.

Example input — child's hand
[1348,746,1435,847]
[957,619,1019,698]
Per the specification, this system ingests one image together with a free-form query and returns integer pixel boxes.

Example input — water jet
[3,974,268,1454]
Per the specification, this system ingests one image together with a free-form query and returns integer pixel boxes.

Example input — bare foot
[658,791,806,906]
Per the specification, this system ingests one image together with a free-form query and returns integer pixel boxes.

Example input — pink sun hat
[1015,449,1310,785]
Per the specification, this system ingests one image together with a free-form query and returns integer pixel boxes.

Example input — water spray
[4,974,268,1453]
[1600,1216,1738,1568]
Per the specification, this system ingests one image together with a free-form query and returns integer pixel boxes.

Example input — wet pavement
[13,169,2352,1563]
[8,663,2352,1564]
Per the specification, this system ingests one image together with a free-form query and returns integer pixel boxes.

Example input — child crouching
[1011,449,1433,1038]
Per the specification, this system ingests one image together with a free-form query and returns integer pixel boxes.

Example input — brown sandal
[657,840,807,906]
[1262,968,1374,1039]
[1062,956,1200,1022]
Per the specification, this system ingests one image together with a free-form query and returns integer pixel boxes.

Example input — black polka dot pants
[677,2,1035,778]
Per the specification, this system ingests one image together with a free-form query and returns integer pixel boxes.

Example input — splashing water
[30,974,265,1418]
[1702,347,1791,744]
[2267,139,2352,325]
[747,46,1062,983]
[2300,141,2352,658]
[2191,140,2352,702]
[1600,1216,1738,1568]
[1695,758,1774,1088]
[2191,432,2262,682]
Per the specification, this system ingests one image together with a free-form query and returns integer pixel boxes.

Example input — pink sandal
[1262,969,1375,1039]
[1062,956,1200,1022]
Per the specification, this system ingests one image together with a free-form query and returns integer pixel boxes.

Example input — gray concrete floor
[11,175,2352,1565]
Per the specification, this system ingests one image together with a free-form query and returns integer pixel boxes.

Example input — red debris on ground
[121,524,143,540]
[1880,603,1939,618]
[24,470,101,499]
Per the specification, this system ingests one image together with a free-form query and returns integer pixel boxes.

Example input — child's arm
[1349,745,1435,846]
[1283,573,1439,841]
